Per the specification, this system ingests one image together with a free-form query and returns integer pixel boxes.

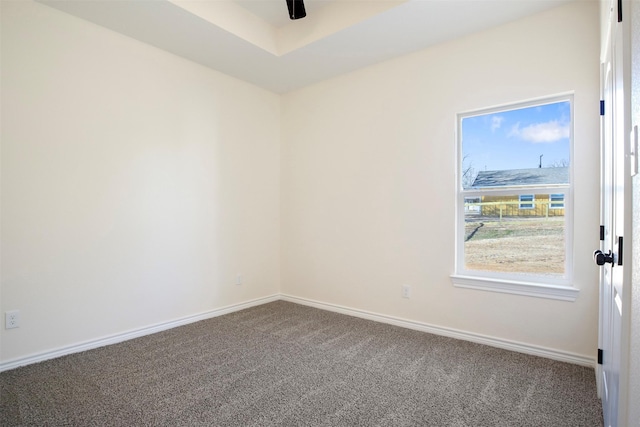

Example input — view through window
[458,97,572,282]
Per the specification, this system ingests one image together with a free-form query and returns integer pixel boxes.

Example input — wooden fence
[465,199,565,221]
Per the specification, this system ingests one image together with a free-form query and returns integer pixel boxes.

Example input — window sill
[450,275,579,301]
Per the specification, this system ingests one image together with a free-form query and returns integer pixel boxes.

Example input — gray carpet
[0,301,603,426]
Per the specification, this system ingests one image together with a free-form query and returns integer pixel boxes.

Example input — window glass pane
[461,101,571,190]
[464,197,565,276]
[458,98,571,284]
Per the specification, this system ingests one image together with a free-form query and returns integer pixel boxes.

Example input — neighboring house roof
[471,167,569,188]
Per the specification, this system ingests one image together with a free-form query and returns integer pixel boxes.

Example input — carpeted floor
[0,301,603,426]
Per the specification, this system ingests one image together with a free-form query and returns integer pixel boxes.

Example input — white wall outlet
[236,274,243,285]
[5,310,20,329]
[402,284,411,299]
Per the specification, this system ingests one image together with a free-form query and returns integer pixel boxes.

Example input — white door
[597,1,627,426]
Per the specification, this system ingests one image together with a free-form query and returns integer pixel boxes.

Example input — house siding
[477,194,565,217]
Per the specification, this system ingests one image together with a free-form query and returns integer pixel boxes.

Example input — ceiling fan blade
[286,0,306,20]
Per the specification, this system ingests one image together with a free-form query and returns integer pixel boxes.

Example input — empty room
[1,0,639,425]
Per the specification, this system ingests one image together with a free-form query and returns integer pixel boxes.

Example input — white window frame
[451,94,577,301]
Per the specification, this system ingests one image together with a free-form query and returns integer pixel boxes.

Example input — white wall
[2,0,603,367]
[281,1,601,359]
[1,1,281,362]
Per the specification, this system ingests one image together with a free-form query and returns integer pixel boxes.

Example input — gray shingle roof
[470,167,569,188]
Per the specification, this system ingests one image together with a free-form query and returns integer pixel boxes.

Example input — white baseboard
[280,294,596,368]
[0,294,279,373]
[1,292,595,372]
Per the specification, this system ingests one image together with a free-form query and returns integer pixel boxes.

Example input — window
[518,194,534,209]
[452,95,576,301]
[550,193,565,209]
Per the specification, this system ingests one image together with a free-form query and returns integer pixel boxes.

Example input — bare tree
[462,154,478,188]
[549,159,570,167]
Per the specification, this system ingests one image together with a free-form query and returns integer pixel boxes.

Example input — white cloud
[490,116,504,132]
[508,120,570,143]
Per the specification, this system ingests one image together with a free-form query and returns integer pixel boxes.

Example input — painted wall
[2,0,603,367]
[281,1,601,359]
[1,1,281,362]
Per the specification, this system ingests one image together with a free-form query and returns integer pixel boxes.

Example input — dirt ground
[464,218,565,275]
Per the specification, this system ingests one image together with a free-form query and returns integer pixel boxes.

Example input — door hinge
[600,225,605,241]
[600,100,605,116]
[598,348,603,365]
[618,236,623,266]
[618,0,622,22]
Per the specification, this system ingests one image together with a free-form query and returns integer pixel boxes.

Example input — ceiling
[234,0,329,28]
[38,0,574,94]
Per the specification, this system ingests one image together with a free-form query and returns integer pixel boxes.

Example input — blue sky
[461,101,571,173]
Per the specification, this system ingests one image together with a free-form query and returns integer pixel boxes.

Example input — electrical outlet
[402,285,411,299]
[5,310,20,329]
[236,274,243,286]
